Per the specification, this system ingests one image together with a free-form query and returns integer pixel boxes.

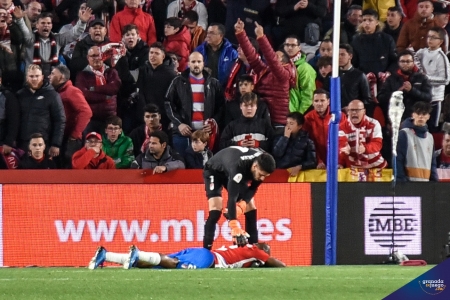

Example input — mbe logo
[364,197,421,255]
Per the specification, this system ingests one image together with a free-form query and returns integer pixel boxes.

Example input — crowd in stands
[1,0,450,182]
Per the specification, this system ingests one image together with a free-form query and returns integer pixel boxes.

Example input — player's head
[252,153,276,181]
[256,242,271,255]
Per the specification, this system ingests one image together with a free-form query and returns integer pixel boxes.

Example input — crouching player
[203,147,276,249]
[88,243,286,269]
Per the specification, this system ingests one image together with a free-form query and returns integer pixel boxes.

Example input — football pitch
[0,265,432,299]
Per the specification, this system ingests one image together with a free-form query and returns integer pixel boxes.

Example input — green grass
[0,266,433,300]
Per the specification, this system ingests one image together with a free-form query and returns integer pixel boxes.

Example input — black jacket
[377,71,432,121]
[16,82,66,147]
[184,146,213,169]
[383,22,403,44]
[224,96,271,128]
[0,86,20,147]
[324,66,371,108]
[71,35,111,81]
[272,130,317,169]
[137,58,177,129]
[351,31,397,75]
[165,69,225,133]
[19,154,57,169]
[220,115,274,152]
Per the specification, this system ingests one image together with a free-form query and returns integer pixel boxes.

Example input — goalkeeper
[202,146,276,249]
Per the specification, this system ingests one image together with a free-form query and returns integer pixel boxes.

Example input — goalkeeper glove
[229,220,249,247]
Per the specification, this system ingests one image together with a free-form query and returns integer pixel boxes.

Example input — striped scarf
[33,31,59,65]
[89,65,106,85]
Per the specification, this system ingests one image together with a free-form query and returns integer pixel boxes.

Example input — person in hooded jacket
[163,17,191,72]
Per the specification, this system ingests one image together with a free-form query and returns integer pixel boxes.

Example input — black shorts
[203,169,251,201]
[203,169,228,199]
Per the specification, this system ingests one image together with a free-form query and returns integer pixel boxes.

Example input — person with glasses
[397,0,447,53]
[72,131,116,169]
[102,116,134,169]
[283,34,316,114]
[338,99,387,169]
[414,27,450,132]
[378,50,432,122]
[75,45,121,134]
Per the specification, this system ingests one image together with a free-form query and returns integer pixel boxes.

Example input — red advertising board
[1,183,311,267]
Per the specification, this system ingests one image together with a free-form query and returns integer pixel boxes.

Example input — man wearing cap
[72,131,116,169]
[13,5,93,77]
[71,18,109,80]
[397,0,447,53]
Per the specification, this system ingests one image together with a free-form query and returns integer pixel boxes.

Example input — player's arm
[263,257,286,268]
[226,178,250,246]
[241,180,262,203]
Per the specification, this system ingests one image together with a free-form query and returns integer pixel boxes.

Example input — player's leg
[203,169,224,250]
[124,245,178,269]
[245,198,258,244]
[88,246,129,269]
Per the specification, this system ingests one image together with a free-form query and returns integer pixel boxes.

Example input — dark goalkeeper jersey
[205,146,264,203]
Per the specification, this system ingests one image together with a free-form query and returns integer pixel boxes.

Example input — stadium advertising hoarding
[0,183,312,267]
[312,183,450,264]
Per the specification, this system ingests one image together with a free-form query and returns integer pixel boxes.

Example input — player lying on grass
[88,243,286,269]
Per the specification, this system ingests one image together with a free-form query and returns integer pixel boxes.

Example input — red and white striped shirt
[189,75,205,130]
[338,115,386,169]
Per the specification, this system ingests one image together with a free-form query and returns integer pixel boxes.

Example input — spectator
[303,89,346,169]
[109,0,157,44]
[224,74,270,127]
[129,103,168,158]
[72,131,116,169]
[397,0,446,53]
[165,51,224,157]
[324,44,371,113]
[131,130,185,171]
[396,101,438,181]
[0,69,19,156]
[163,17,191,72]
[76,46,121,133]
[378,50,432,122]
[223,37,259,102]
[435,130,450,168]
[167,0,207,30]
[55,0,84,26]
[0,7,24,92]
[223,0,271,45]
[220,92,274,152]
[48,65,92,168]
[184,129,212,169]
[166,52,180,73]
[315,56,332,90]
[324,5,362,44]
[432,2,450,34]
[16,8,92,77]
[283,35,316,114]
[195,23,238,87]
[414,27,450,132]
[182,10,206,52]
[338,100,387,169]
[18,132,56,169]
[17,64,66,156]
[351,9,397,75]
[136,42,177,132]
[273,0,327,48]
[308,38,333,70]
[102,116,134,169]
[235,19,296,127]
[383,6,403,44]
[23,0,42,31]
[272,112,316,176]
[114,23,149,133]
[71,18,109,80]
